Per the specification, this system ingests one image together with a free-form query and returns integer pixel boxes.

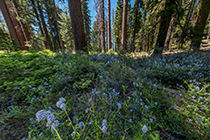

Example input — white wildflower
[59,97,66,102]
[198,118,202,123]
[102,119,107,127]
[89,120,93,125]
[56,100,63,108]
[59,103,66,110]
[36,110,51,122]
[102,126,107,134]
[78,122,84,129]
[142,125,148,133]
[85,108,91,113]
[149,118,153,123]
[89,98,92,103]
[71,131,76,137]
[117,102,122,109]
[102,119,107,134]
[56,100,66,110]
[50,120,59,131]
[47,114,56,124]
[195,87,200,92]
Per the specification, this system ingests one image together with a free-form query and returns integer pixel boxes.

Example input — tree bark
[131,1,139,52]
[191,0,210,51]
[152,0,176,55]
[68,0,87,52]
[52,0,65,52]
[121,0,128,51]
[164,15,176,50]
[31,0,48,48]
[107,0,111,51]
[0,0,28,50]
[179,0,196,49]
[100,0,105,52]
[12,0,33,41]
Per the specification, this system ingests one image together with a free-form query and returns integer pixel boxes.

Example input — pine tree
[0,0,29,50]
[178,0,196,49]
[121,0,128,51]
[113,0,123,51]
[152,0,177,55]
[12,0,34,42]
[58,11,74,50]
[68,0,87,51]
[99,0,105,52]
[91,21,100,51]
[130,0,142,52]
[191,0,210,51]
[36,0,52,50]
[52,0,64,52]
[81,0,91,47]
[107,0,111,51]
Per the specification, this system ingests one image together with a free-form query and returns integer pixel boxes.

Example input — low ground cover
[0,50,209,139]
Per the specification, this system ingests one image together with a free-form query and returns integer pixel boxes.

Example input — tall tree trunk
[131,7,139,52]
[179,0,196,49]
[12,0,33,41]
[164,15,176,50]
[152,0,176,55]
[96,18,101,49]
[121,0,128,51]
[31,0,44,35]
[44,2,56,51]
[107,0,111,51]
[36,0,51,50]
[52,0,65,52]
[31,0,48,48]
[0,0,28,50]
[131,31,136,52]
[100,0,105,52]
[191,0,210,51]
[68,0,87,52]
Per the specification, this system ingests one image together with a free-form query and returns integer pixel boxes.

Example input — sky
[88,0,135,25]
[0,0,135,28]
[88,0,118,24]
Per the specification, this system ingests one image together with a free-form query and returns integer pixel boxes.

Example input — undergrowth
[0,50,209,139]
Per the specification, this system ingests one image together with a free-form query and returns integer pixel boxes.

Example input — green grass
[0,50,209,139]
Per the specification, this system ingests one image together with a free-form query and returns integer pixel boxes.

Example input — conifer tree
[107,0,111,51]
[191,0,210,51]
[91,21,100,51]
[68,0,87,51]
[121,0,128,51]
[130,0,142,52]
[0,0,29,50]
[81,0,91,47]
[99,0,105,52]
[152,0,177,55]
[113,0,123,51]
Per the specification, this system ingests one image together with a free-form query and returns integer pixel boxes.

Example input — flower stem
[64,109,80,137]
[44,120,62,140]
[51,124,62,140]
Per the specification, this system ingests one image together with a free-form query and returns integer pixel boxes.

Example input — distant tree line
[0,0,209,55]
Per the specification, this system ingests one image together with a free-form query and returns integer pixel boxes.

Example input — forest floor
[0,49,209,139]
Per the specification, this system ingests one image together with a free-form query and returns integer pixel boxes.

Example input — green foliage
[0,23,15,51]
[58,11,74,50]
[81,0,91,47]
[113,0,123,51]
[0,50,209,139]
[91,21,100,51]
